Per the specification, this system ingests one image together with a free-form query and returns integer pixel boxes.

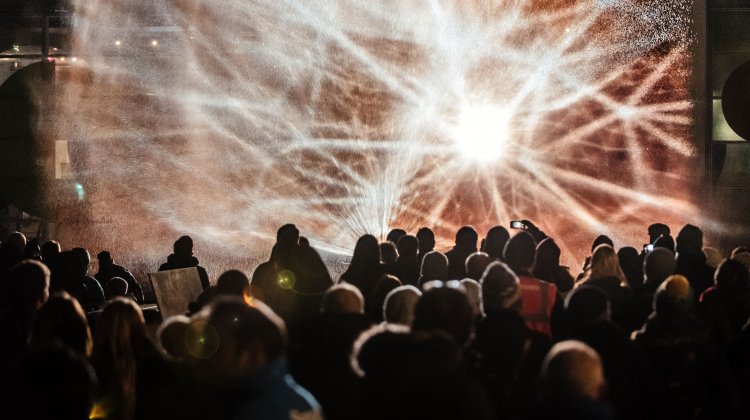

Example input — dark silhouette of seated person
[291,283,370,420]
[415,227,436,267]
[0,260,50,372]
[533,237,574,295]
[73,247,108,307]
[418,250,449,287]
[197,298,321,420]
[23,238,41,261]
[159,236,210,290]
[382,285,421,326]
[504,231,561,337]
[446,226,479,279]
[674,224,715,299]
[104,277,131,300]
[395,235,420,286]
[340,234,385,302]
[54,251,105,310]
[465,252,491,281]
[216,269,250,298]
[532,340,614,420]
[482,225,510,261]
[95,251,144,302]
[653,234,675,252]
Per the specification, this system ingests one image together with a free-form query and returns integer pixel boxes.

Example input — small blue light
[75,183,85,200]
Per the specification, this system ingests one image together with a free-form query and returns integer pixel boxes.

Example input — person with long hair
[340,235,384,303]
[90,298,174,420]
[578,244,636,332]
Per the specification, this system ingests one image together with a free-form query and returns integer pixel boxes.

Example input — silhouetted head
[322,283,364,314]
[416,227,435,254]
[24,240,41,259]
[9,345,96,420]
[351,323,412,379]
[6,231,27,254]
[420,251,448,280]
[9,259,50,311]
[714,258,749,297]
[31,292,92,356]
[92,298,147,360]
[351,234,381,268]
[702,247,723,269]
[731,246,750,259]
[534,237,561,280]
[676,224,703,253]
[104,277,128,299]
[484,226,510,260]
[654,274,693,314]
[465,252,491,280]
[379,242,399,265]
[644,247,676,287]
[459,279,483,318]
[396,235,419,259]
[386,228,407,244]
[733,252,750,271]
[202,298,287,380]
[540,340,605,401]
[591,235,614,252]
[653,234,675,252]
[96,250,114,267]
[480,261,520,314]
[648,223,671,244]
[454,225,478,250]
[71,247,91,273]
[41,240,61,261]
[617,246,642,289]
[173,235,194,256]
[412,285,474,348]
[585,244,625,284]
[383,285,422,325]
[276,224,297,242]
[503,231,536,276]
[157,315,191,360]
[565,286,610,328]
[216,270,250,297]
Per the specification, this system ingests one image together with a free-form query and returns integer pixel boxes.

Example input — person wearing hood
[158,236,210,290]
[674,225,715,299]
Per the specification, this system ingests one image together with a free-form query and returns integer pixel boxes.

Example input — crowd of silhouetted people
[0,220,749,420]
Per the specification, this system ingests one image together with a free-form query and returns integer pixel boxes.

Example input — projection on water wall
[51,0,698,272]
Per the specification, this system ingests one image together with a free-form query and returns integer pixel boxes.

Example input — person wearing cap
[95,251,144,302]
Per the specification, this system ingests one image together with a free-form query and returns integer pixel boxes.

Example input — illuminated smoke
[55,0,697,271]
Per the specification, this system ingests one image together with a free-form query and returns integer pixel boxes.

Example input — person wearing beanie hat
[95,250,144,302]
[564,286,610,330]
[675,225,714,298]
[480,261,521,314]
[504,231,561,337]
[465,252,492,281]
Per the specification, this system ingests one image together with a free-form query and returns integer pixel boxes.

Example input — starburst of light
[54,0,698,272]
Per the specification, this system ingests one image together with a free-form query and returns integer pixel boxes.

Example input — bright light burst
[54,0,699,271]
